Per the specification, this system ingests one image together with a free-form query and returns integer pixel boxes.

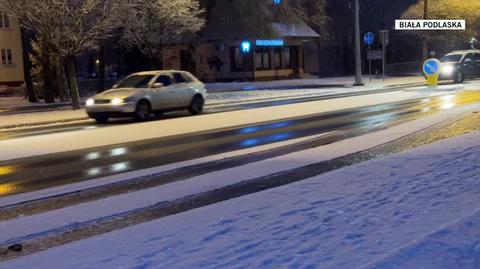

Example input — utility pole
[422,0,428,61]
[354,0,364,86]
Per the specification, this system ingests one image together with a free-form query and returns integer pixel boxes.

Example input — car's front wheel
[134,100,152,121]
[454,71,464,83]
[188,95,204,115]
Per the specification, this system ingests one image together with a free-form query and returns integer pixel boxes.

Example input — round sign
[423,59,441,76]
[364,32,375,45]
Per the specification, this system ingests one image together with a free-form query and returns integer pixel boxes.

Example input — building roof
[271,22,321,38]
[203,21,320,41]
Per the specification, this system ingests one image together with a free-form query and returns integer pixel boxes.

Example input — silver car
[86,70,207,123]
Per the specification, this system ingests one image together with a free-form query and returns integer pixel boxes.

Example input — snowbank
[3,131,479,269]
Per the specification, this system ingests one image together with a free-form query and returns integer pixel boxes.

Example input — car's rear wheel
[135,100,152,121]
[454,71,464,83]
[93,116,109,124]
[188,95,204,115]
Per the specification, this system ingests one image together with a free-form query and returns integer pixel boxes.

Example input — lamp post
[353,0,364,86]
[422,0,428,61]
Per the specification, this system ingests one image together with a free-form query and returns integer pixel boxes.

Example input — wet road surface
[1,91,480,197]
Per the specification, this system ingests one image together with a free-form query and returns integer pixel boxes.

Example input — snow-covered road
[0,86,461,161]
[3,130,479,269]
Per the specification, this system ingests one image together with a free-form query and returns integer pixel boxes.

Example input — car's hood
[96,88,145,99]
[440,61,459,65]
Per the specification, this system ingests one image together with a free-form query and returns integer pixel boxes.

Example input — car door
[172,72,195,107]
[150,74,177,110]
[472,53,480,77]
[461,53,476,78]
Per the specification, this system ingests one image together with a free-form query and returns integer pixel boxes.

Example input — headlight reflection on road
[111,162,130,172]
[0,165,15,176]
[440,95,456,110]
[110,147,128,157]
[441,102,455,110]
[0,183,18,196]
[86,152,101,160]
[86,167,102,177]
[441,95,455,101]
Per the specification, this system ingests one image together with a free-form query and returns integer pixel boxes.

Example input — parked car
[439,50,480,83]
[85,70,207,123]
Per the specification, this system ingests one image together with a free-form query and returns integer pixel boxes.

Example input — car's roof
[445,50,480,56]
[133,70,189,76]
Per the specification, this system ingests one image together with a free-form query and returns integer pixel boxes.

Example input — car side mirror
[152,83,164,88]
[112,84,118,89]
[464,59,473,64]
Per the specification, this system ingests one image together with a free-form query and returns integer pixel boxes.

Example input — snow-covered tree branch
[0,0,120,109]
[115,0,205,69]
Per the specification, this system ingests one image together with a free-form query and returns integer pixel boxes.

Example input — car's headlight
[111,98,124,106]
[86,98,95,106]
[441,65,455,75]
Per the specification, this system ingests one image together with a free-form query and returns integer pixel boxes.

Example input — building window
[0,12,10,28]
[2,49,13,65]
[255,47,271,70]
[231,47,247,71]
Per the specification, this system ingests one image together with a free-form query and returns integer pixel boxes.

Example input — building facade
[0,11,24,89]
[162,22,321,82]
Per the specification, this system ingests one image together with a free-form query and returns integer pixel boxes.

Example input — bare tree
[0,0,119,109]
[402,0,480,55]
[116,0,205,69]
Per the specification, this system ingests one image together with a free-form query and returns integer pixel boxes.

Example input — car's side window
[156,75,173,86]
[472,53,480,62]
[173,72,188,84]
[181,72,196,83]
[463,53,473,62]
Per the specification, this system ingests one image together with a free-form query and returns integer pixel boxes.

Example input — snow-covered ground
[3,130,479,269]
[1,103,478,251]
[0,87,463,161]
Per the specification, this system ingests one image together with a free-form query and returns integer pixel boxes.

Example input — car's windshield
[440,54,463,63]
[116,75,154,88]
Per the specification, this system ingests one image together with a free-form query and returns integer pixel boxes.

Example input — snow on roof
[203,21,320,41]
[272,22,320,38]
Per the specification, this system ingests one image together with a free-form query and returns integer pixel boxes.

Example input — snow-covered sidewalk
[205,75,424,92]
[3,130,479,269]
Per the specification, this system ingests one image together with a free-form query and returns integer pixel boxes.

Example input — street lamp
[353,0,364,86]
[422,0,428,61]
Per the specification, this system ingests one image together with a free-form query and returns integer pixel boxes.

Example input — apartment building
[0,11,24,89]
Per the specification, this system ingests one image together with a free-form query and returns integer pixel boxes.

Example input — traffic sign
[364,32,375,45]
[423,58,441,86]
[423,59,440,75]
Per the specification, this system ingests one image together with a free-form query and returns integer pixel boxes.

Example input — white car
[86,70,207,123]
